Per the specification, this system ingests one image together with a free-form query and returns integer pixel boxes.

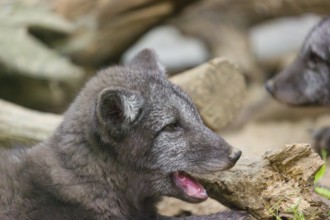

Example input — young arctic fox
[0,49,247,220]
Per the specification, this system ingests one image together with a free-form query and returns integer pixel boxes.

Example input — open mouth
[171,171,208,201]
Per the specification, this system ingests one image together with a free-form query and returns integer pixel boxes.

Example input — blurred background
[0,0,329,216]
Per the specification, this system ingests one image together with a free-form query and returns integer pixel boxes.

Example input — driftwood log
[52,0,199,66]
[0,58,246,146]
[171,57,246,131]
[0,99,61,147]
[197,144,329,219]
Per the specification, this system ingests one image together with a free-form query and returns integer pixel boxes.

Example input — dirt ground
[158,84,330,217]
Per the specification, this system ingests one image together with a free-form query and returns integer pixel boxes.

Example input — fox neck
[36,121,161,218]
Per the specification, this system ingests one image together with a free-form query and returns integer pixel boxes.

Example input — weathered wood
[0,3,83,82]
[0,99,61,147]
[197,144,329,219]
[170,57,246,131]
[52,0,199,65]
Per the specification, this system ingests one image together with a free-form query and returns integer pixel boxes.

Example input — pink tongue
[173,171,208,200]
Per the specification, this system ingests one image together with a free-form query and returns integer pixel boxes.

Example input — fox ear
[128,48,166,76]
[96,88,144,137]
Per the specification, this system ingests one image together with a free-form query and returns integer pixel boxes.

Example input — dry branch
[197,144,329,219]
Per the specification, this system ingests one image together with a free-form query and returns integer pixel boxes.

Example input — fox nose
[265,80,274,95]
[228,149,242,164]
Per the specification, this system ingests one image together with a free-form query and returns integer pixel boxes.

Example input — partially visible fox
[266,17,330,156]
[0,49,247,220]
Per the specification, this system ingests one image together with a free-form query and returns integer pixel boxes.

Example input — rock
[249,14,321,61]
[122,25,210,72]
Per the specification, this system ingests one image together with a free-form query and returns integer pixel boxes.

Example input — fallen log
[0,99,61,147]
[0,4,83,82]
[197,144,329,219]
[52,0,199,66]
[171,57,246,131]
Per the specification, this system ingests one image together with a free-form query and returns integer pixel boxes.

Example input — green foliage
[287,198,305,220]
[314,149,330,199]
[314,150,327,184]
[264,197,284,220]
[314,162,326,184]
[314,187,330,199]
[266,197,306,220]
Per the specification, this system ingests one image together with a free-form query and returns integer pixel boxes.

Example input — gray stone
[122,25,210,72]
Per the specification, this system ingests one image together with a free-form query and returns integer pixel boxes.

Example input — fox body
[0,49,245,220]
[266,17,330,156]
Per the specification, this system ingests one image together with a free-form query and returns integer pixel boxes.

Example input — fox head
[61,49,242,203]
[266,17,330,106]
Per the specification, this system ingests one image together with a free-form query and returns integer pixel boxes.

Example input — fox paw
[312,127,330,158]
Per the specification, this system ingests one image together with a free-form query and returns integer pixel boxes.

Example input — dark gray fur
[265,17,330,156]
[266,17,330,106]
[0,49,246,220]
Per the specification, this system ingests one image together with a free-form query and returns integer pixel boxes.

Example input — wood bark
[197,144,329,219]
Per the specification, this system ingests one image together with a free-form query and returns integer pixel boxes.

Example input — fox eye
[162,122,181,133]
[309,51,323,64]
